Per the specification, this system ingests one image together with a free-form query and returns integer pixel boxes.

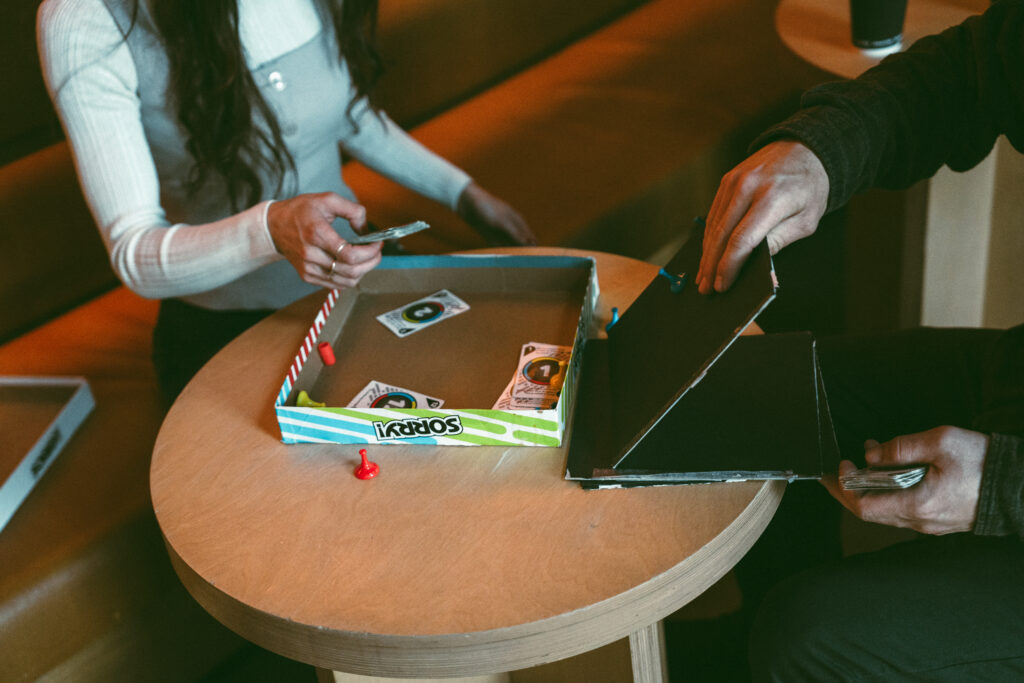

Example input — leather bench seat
[349,0,824,259]
[0,288,250,680]
[373,0,648,127]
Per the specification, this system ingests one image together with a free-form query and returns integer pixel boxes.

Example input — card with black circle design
[376,289,470,338]
[493,372,559,410]
[348,380,444,410]
[511,342,573,400]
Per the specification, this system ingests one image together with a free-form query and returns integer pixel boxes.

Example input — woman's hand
[267,192,382,289]
[822,426,989,535]
[457,182,536,246]
[697,141,829,294]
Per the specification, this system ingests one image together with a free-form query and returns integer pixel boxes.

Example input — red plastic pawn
[355,448,379,480]
[317,341,336,366]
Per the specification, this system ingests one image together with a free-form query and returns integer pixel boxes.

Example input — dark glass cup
[849,0,908,52]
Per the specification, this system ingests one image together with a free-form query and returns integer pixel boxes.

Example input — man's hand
[697,141,829,294]
[822,426,990,535]
[457,182,536,246]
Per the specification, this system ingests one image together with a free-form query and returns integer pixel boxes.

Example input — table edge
[164,479,784,676]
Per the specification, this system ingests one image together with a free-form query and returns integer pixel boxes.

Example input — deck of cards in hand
[840,466,927,490]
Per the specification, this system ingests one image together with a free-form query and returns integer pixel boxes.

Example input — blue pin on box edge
[658,268,688,294]
[605,307,620,333]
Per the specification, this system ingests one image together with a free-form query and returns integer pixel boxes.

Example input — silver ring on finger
[336,242,346,257]
[328,259,337,276]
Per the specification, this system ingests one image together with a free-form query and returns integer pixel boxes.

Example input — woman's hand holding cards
[267,192,382,290]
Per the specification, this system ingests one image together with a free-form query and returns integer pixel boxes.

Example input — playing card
[348,380,444,410]
[376,289,470,338]
[347,220,431,245]
[840,465,927,491]
[492,375,560,410]
[510,342,572,400]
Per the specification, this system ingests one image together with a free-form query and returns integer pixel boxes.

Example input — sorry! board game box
[275,254,598,447]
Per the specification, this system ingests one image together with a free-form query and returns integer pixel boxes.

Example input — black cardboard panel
[606,228,776,466]
[602,333,826,480]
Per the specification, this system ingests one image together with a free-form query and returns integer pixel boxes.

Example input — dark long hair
[145,0,382,210]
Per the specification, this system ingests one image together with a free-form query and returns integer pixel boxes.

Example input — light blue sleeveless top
[102,0,360,310]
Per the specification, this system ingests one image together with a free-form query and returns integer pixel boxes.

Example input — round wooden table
[150,247,782,681]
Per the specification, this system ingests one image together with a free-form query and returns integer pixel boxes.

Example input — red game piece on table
[317,341,336,366]
[355,448,379,480]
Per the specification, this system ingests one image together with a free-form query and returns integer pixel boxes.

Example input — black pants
[736,327,1024,681]
[152,299,273,407]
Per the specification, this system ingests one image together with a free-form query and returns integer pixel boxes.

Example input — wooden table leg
[629,621,667,683]
[319,628,660,682]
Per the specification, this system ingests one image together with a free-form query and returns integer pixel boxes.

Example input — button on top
[268,71,286,91]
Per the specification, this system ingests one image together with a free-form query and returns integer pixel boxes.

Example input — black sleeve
[753,0,1024,213]
[973,324,1024,539]
[975,433,1024,539]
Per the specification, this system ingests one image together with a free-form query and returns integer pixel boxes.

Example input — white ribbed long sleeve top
[37,0,471,306]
